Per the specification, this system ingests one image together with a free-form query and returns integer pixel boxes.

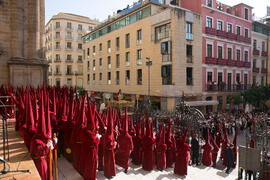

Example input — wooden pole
[54,133,58,180]
[49,140,53,180]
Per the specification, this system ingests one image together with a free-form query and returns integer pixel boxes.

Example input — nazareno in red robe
[132,119,142,165]
[30,137,49,180]
[202,142,212,166]
[156,125,167,170]
[165,121,174,168]
[83,130,100,180]
[115,133,133,170]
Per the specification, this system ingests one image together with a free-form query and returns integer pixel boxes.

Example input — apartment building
[83,0,202,111]
[45,13,98,87]
[251,21,269,86]
[182,0,253,111]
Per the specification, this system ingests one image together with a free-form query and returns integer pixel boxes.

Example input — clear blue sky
[45,0,270,23]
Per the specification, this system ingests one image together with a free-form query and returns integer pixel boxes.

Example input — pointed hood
[122,106,128,134]
[87,93,95,132]
[96,112,105,134]
[45,96,52,139]
[145,112,150,137]
[37,93,46,138]
[136,118,141,137]
[159,124,165,144]
[107,107,114,136]
[26,91,35,133]
[181,125,190,143]
[141,117,145,137]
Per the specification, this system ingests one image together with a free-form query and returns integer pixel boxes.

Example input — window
[107,72,111,84]
[56,79,60,86]
[262,59,265,68]
[56,65,60,74]
[244,29,248,38]
[206,17,212,28]
[67,54,72,61]
[116,71,120,85]
[186,22,193,40]
[218,46,223,59]
[99,73,102,81]
[207,72,212,82]
[107,56,111,68]
[186,45,192,57]
[66,32,72,39]
[67,22,72,29]
[161,65,172,85]
[207,44,212,57]
[93,46,96,53]
[161,42,169,55]
[217,21,223,31]
[227,47,232,60]
[56,42,60,49]
[245,8,249,20]
[93,73,96,81]
[116,54,120,68]
[99,43,102,52]
[261,76,265,86]
[262,42,265,51]
[136,11,142,21]
[206,0,212,7]
[78,55,82,61]
[67,78,72,86]
[252,75,256,85]
[55,32,60,39]
[107,40,111,52]
[137,49,142,60]
[186,67,193,85]
[236,73,240,84]
[87,74,90,84]
[253,59,256,68]
[56,54,60,61]
[236,49,241,61]
[236,26,241,35]
[87,61,90,70]
[244,51,248,61]
[99,58,102,67]
[56,22,60,28]
[78,43,82,50]
[126,52,130,66]
[88,26,93,31]
[78,34,82,41]
[66,65,72,75]
[137,69,142,85]
[137,29,142,41]
[78,24,82,31]
[253,40,257,49]
[125,34,130,48]
[87,48,90,56]
[93,59,96,67]
[125,70,130,85]
[116,37,120,50]
[227,24,232,33]
[66,42,72,49]
[155,23,171,41]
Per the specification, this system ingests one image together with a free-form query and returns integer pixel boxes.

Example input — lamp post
[146,57,152,99]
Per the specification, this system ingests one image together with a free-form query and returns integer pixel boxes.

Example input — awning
[184,100,219,106]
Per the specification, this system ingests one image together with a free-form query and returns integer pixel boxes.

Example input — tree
[231,94,243,105]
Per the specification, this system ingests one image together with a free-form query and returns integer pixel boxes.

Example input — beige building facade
[45,13,98,88]
[0,0,47,87]
[83,1,202,111]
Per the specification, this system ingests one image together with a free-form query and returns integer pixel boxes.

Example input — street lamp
[146,57,152,99]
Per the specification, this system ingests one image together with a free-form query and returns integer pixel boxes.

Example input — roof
[234,3,253,9]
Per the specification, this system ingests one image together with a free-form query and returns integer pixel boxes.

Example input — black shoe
[124,169,128,173]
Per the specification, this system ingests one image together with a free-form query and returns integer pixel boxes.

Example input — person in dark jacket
[191,135,200,166]
[225,144,235,174]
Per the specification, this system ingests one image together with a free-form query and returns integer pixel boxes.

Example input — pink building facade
[182,0,252,111]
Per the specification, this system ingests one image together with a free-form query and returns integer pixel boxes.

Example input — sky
[45,0,270,24]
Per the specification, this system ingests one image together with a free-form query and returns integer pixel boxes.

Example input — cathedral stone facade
[0,0,47,87]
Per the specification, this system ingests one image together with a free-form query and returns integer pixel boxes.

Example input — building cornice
[202,4,252,23]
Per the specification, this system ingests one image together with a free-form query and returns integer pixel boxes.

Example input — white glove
[53,137,58,144]
[104,126,107,130]
[96,134,102,139]
[46,140,54,150]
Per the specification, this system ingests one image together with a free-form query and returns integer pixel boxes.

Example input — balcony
[77,59,83,63]
[65,47,73,51]
[244,61,251,68]
[261,68,267,74]
[205,27,216,36]
[235,61,244,67]
[54,59,61,63]
[216,58,227,65]
[205,57,217,65]
[226,32,236,40]
[66,27,73,31]
[75,72,83,76]
[243,36,251,44]
[65,59,73,63]
[55,46,61,50]
[65,36,73,40]
[252,67,260,73]
[66,72,74,76]
[253,49,260,56]
[186,33,193,40]
[216,30,227,38]
[54,72,62,76]
[261,51,268,57]
[48,72,52,76]
[54,36,61,40]
[206,83,251,92]
[162,54,172,62]
[227,59,235,67]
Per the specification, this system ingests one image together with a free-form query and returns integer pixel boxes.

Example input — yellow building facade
[45,13,98,87]
[83,1,202,111]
